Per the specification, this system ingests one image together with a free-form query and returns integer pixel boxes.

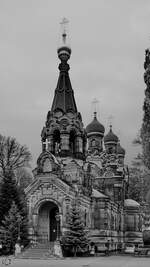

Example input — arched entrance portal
[37,201,60,243]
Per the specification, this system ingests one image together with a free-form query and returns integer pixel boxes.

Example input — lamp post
[55,212,60,241]
[54,210,63,258]
[17,215,22,242]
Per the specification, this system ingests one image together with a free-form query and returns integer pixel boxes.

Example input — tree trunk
[74,246,77,257]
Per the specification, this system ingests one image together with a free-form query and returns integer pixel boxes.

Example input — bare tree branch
[0,135,32,177]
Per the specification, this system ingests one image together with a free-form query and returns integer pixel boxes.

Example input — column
[76,136,83,153]
[48,135,54,153]
[60,132,69,152]
[42,139,46,152]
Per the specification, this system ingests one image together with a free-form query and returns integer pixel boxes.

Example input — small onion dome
[86,112,105,136]
[124,199,140,208]
[57,46,71,62]
[104,125,118,144]
[57,26,71,62]
[117,141,125,156]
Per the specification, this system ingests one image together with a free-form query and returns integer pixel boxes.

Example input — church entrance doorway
[37,201,60,243]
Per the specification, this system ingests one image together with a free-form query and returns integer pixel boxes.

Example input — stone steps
[17,242,57,259]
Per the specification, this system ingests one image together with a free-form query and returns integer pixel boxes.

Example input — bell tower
[41,19,86,160]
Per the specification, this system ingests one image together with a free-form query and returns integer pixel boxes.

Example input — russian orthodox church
[25,23,143,251]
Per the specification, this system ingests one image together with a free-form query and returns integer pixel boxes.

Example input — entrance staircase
[16,242,58,259]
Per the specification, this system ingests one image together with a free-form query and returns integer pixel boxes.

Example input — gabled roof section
[92,189,108,199]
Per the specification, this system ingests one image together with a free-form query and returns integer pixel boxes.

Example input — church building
[25,22,143,251]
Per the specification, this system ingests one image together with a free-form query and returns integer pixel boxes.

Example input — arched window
[94,203,100,229]
[125,214,135,231]
[43,158,52,172]
[84,209,87,226]
[53,129,61,155]
[69,130,76,155]
[108,146,113,154]
[91,139,96,147]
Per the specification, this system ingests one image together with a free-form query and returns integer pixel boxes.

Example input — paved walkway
[1,255,150,267]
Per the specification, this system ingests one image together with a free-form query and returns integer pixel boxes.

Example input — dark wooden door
[49,207,59,241]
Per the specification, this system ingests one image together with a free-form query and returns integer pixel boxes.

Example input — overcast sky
[0,0,149,167]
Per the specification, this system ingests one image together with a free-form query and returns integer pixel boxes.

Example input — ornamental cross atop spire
[108,115,114,128]
[92,98,99,116]
[60,17,69,44]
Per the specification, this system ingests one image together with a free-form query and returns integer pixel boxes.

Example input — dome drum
[87,131,104,137]
[104,140,118,145]
[117,142,125,156]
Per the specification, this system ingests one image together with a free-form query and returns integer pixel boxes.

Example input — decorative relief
[37,151,60,174]
[43,158,52,172]
[29,183,66,208]
[103,170,114,178]
[60,118,69,129]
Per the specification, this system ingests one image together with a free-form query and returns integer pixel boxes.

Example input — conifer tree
[128,151,150,203]
[0,135,31,250]
[141,49,150,169]
[61,201,89,256]
[0,170,19,222]
[0,174,29,251]
[0,202,23,254]
[0,170,28,229]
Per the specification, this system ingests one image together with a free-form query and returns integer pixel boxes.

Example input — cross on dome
[60,17,69,44]
[108,115,114,126]
[92,98,99,114]
[43,139,50,150]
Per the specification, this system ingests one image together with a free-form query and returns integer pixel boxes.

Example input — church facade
[25,30,143,251]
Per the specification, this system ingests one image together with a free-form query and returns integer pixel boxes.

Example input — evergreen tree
[61,201,89,256]
[0,171,19,222]
[0,202,23,254]
[0,135,31,250]
[128,153,150,203]
[128,161,143,203]
[0,173,29,250]
[141,49,150,169]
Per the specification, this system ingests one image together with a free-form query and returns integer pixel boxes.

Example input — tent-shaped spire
[51,18,77,114]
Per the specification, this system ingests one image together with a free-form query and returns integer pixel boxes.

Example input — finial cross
[108,115,114,127]
[60,18,69,32]
[60,18,69,44]
[43,139,50,150]
[92,98,99,113]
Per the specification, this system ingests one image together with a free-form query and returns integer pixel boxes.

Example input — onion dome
[104,125,118,144]
[86,112,105,136]
[117,141,125,156]
[124,199,140,208]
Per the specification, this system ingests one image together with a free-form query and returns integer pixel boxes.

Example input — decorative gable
[43,158,52,172]
[36,151,60,174]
